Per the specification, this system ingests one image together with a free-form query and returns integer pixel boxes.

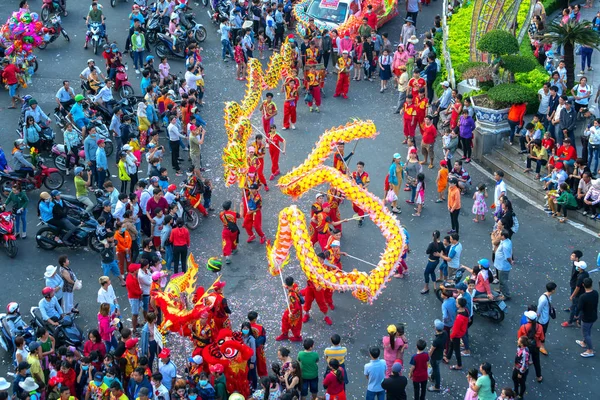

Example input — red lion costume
[202,329,254,398]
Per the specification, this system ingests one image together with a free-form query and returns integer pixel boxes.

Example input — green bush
[455,61,488,74]
[515,67,549,112]
[544,0,568,17]
[477,30,520,56]
[447,3,474,68]
[487,83,538,107]
[501,55,538,74]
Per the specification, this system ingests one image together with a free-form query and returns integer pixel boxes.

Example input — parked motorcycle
[38,15,70,50]
[114,65,135,98]
[35,211,103,253]
[209,0,231,27]
[50,144,86,172]
[0,310,35,353]
[41,0,67,23]
[61,190,106,220]
[175,187,201,230]
[0,208,18,258]
[0,158,64,199]
[30,304,84,350]
[146,12,165,44]
[155,32,187,59]
[88,21,107,55]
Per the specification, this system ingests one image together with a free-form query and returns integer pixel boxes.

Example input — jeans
[582,321,594,351]
[424,259,440,283]
[589,144,600,173]
[450,209,460,233]
[413,380,427,400]
[14,208,26,234]
[149,339,158,370]
[581,47,593,70]
[52,218,77,244]
[97,168,106,190]
[430,358,441,389]
[104,335,118,353]
[396,91,407,112]
[497,270,511,298]
[410,185,417,202]
[508,120,520,143]
[193,113,207,127]
[365,390,385,400]
[164,244,173,270]
[133,50,144,70]
[526,156,547,174]
[173,245,188,273]
[114,136,123,164]
[221,39,233,60]
[512,368,529,397]
[568,296,581,324]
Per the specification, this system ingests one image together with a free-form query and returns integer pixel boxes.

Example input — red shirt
[421,124,437,144]
[146,197,169,217]
[323,369,345,394]
[451,311,469,339]
[270,133,284,151]
[409,352,430,382]
[556,144,577,161]
[1,64,20,85]
[170,226,190,246]
[366,12,378,30]
[126,272,142,299]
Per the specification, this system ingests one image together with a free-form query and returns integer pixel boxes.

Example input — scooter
[155,32,187,59]
[38,15,70,50]
[35,211,103,253]
[60,190,107,220]
[16,125,55,154]
[50,144,86,172]
[0,208,18,258]
[41,0,67,23]
[146,12,165,44]
[0,158,64,199]
[87,21,107,55]
[175,187,201,230]
[209,0,231,27]
[115,65,135,99]
[0,312,35,353]
[30,304,84,350]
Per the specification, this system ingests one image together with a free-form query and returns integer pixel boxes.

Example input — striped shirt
[324,345,347,364]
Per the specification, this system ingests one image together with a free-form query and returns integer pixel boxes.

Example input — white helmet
[7,302,19,314]
[170,12,179,20]
[14,139,25,149]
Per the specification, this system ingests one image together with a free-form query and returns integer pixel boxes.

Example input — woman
[322,359,346,400]
[5,183,28,238]
[352,36,363,81]
[404,148,422,204]
[242,321,258,391]
[422,230,444,294]
[282,360,301,398]
[388,153,403,214]
[469,362,496,400]
[458,109,476,163]
[83,329,106,371]
[118,152,131,194]
[63,123,81,175]
[59,255,77,314]
[277,347,293,378]
[517,311,545,383]
[140,312,158,370]
[497,198,515,238]
[137,102,151,133]
[382,324,406,377]
[98,303,118,353]
[251,376,280,400]
[179,79,189,97]
[449,93,463,130]
[571,76,592,113]
[378,49,392,92]
[392,44,409,87]
[36,326,55,371]
[173,379,189,400]
[490,220,504,262]
[23,115,41,149]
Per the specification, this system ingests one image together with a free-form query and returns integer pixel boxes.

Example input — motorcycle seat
[60,194,81,205]
[31,308,44,326]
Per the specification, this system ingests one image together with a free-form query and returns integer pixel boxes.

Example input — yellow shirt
[532,146,548,161]
[324,345,347,364]
[27,354,44,383]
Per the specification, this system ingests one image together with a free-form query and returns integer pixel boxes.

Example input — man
[421,115,437,167]
[110,108,124,163]
[358,17,372,38]
[381,361,407,399]
[282,70,299,130]
[427,319,448,393]
[80,59,104,81]
[210,281,232,334]
[94,79,116,114]
[494,229,514,300]
[248,311,268,377]
[85,2,105,49]
[546,85,560,133]
[127,367,152,399]
[273,4,286,48]
[241,28,254,58]
[151,373,168,399]
[51,190,78,245]
[394,65,409,114]
[365,5,378,30]
[260,92,278,137]
[577,278,598,358]
[559,98,577,145]
[242,184,266,244]
[55,80,76,114]
[440,290,457,345]
[1,59,22,109]
[13,362,30,398]
[550,93,566,141]
[268,125,286,180]
[538,82,551,126]
[493,170,507,213]
[351,161,370,226]
[364,346,386,400]
[167,117,185,175]
[450,160,472,193]
[537,281,557,356]
[39,287,64,327]
[405,0,421,27]
[524,140,549,179]
[433,81,452,125]
[97,276,121,310]
[185,64,205,91]
[156,0,170,25]
[563,260,590,327]
[333,142,353,175]
[109,382,127,400]
[95,139,108,189]
[446,178,461,234]
[577,172,593,211]
[275,276,303,342]
[333,50,352,99]
[25,99,51,128]
[67,94,90,135]
[145,188,169,220]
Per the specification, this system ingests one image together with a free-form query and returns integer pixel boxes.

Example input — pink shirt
[159,62,170,79]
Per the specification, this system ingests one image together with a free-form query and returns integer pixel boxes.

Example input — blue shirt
[38,296,63,321]
[363,358,386,392]
[220,24,231,41]
[39,200,55,222]
[96,147,108,169]
[447,242,462,270]
[70,102,86,122]
[56,86,75,102]
[84,135,98,161]
[494,239,513,271]
[140,77,151,96]
[45,275,64,301]
[442,297,457,328]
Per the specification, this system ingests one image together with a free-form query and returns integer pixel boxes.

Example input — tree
[542,20,600,88]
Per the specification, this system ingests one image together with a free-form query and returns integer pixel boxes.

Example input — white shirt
[97,285,117,304]
[167,123,184,141]
[164,192,176,205]
[81,66,102,79]
[494,180,507,207]
[152,383,169,400]
[538,88,550,114]
[113,200,128,222]
[138,268,152,295]
[94,85,113,103]
[184,70,204,90]
[553,103,565,123]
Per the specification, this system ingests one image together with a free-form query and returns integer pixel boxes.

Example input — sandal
[450,365,462,370]
[576,340,587,348]
[442,357,449,364]
[420,289,429,294]
[7,106,16,109]
[412,213,420,217]
[435,199,443,203]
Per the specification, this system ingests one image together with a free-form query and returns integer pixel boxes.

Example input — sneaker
[260,236,266,244]
[282,126,288,130]
[315,107,320,113]
[324,316,333,325]
[291,124,296,130]
[309,107,314,112]
[225,256,231,264]
[247,235,256,243]
[427,387,440,392]
[290,336,303,342]
[561,321,575,327]
[66,169,70,176]
[302,313,310,323]
[135,69,140,74]
[581,352,595,358]
[21,232,26,239]
[391,207,401,213]
[275,334,289,341]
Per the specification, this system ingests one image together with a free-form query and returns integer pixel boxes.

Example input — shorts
[75,117,91,129]
[129,298,141,315]
[141,294,150,312]
[102,260,120,277]
[301,377,319,396]
[8,84,18,97]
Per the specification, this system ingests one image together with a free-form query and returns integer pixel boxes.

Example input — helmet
[146,55,155,63]
[7,302,19,314]
[132,4,140,10]
[74,167,84,175]
[103,44,110,51]
[75,94,85,102]
[50,190,61,197]
[170,12,179,20]
[42,287,54,296]
[14,139,25,148]
[28,99,37,106]
[87,58,94,64]
[177,3,186,9]
[167,184,177,192]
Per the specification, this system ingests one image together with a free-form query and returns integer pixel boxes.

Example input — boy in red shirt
[403,95,417,143]
[409,340,430,399]
[443,297,468,370]
[1,59,22,109]
[420,115,437,168]
[268,125,286,180]
[125,264,142,333]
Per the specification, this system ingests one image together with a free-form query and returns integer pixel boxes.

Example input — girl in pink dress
[382,324,408,377]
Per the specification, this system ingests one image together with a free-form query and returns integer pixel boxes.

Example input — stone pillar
[473,127,503,161]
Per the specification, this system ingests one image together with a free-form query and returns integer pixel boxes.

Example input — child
[234,37,246,81]
[203,179,213,211]
[403,95,417,144]
[96,217,108,245]
[552,182,578,222]
[88,68,101,94]
[158,168,169,192]
[408,339,429,400]
[257,29,266,59]
[464,368,479,400]
[151,209,165,250]
[101,233,124,285]
[413,173,425,217]
[499,388,516,400]
[160,215,173,270]
[323,334,349,384]
[158,57,170,87]
[472,183,489,222]
[441,127,451,160]
[512,336,530,399]
[439,235,451,281]
[297,338,319,399]
[436,159,448,202]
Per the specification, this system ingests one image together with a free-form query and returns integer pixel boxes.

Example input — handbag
[544,294,556,319]
[304,92,313,103]
[385,189,398,203]
[74,279,83,291]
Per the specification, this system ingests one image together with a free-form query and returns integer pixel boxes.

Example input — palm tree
[543,20,600,88]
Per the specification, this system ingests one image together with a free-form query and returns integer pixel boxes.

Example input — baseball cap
[434,319,444,331]
[188,355,203,364]
[440,81,450,87]
[575,261,588,270]
[524,311,537,321]
[315,193,324,199]
[74,167,84,175]
[330,240,340,247]
[102,200,111,207]
[17,361,31,371]
[28,342,40,352]
[393,153,401,159]
[125,338,139,349]
[392,362,402,373]
[478,259,490,268]
[158,348,171,358]
[455,282,467,291]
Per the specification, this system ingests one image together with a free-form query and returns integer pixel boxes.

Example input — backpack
[512,214,519,233]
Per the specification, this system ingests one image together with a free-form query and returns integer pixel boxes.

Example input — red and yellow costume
[250,322,268,377]
[219,210,240,257]
[253,139,269,187]
[327,188,343,232]
[403,101,417,138]
[301,280,329,315]
[248,153,267,188]
[242,189,265,238]
[334,56,352,98]
[315,210,332,251]
[416,94,429,131]
[305,64,322,108]
[202,329,254,399]
[268,132,285,176]
[245,166,263,190]
[279,283,303,340]
[190,317,213,357]
[309,200,323,246]
[408,76,426,99]
[209,289,232,335]
[260,100,277,138]
[306,47,320,64]
[333,149,348,175]
[351,170,370,218]
[185,174,209,216]
[283,76,299,129]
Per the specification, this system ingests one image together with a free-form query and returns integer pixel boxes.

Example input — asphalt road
[0,1,599,399]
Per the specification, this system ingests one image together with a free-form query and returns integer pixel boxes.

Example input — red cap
[555,162,564,169]
[248,166,257,174]
[158,348,171,358]
[167,184,177,192]
[125,338,139,349]
[209,364,224,374]
[439,160,447,166]
[128,263,140,273]
[214,281,226,290]
[409,148,418,154]
[96,139,105,145]
[322,202,331,208]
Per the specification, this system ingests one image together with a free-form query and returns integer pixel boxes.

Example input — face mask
[82,365,89,371]
[94,380,102,386]
[104,377,115,386]
[199,379,208,386]
[120,228,126,233]
[45,198,51,203]
[189,396,198,400]
[242,329,250,335]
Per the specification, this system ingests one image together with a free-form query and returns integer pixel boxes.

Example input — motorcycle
[88,21,107,55]
[115,65,135,99]
[41,0,67,23]
[434,269,507,322]
[35,211,103,253]
[175,187,201,230]
[30,304,84,350]
[61,190,107,220]
[50,144,86,172]
[38,15,70,50]
[209,0,231,27]
[174,5,208,42]
[146,12,166,45]
[155,32,187,59]
[0,208,18,258]
[16,125,55,154]
[0,312,35,353]
[0,158,64,199]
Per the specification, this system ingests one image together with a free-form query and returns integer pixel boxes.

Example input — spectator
[382,324,407,377]
[427,319,447,393]
[443,297,468,371]
[494,229,514,300]
[507,102,527,146]
[537,282,557,355]
[577,277,598,358]
[381,361,407,399]
[170,219,190,273]
[364,346,386,400]
[440,290,457,344]
[469,362,496,400]
[409,339,429,400]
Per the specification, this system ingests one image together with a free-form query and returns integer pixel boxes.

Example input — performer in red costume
[317,252,338,311]
[267,125,286,181]
[242,184,266,244]
[313,203,345,251]
[305,61,322,112]
[334,50,353,98]
[247,311,268,378]
[327,187,344,233]
[282,70,299,130]
[415,88,429,133]
[209,281,231,335]
[301,278,332,326]
[351,161,370,226]
[219,200,240,264]
[333,142,354,175]
[260,92,278,138]
[275,276,303,342]
[245,166,262,190]
[182,166,209,216]
[310,193,325,246]
[250,136,270,191]
[191,311,213,358]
